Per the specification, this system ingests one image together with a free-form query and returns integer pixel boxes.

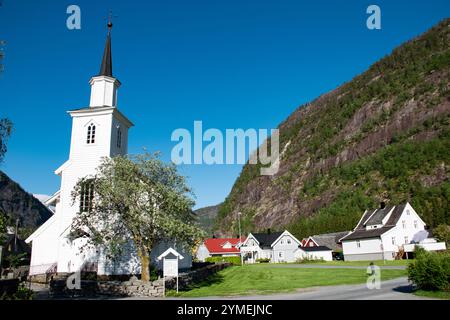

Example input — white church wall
[28,217,59,275]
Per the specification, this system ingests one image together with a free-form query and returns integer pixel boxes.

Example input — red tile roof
[203,237,245,254]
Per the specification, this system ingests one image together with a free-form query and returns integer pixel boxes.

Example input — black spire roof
[98,22,113,77]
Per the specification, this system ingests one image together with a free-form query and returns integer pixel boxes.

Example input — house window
[278,252,283,258]
[404,236,409,244]
[309,242,314,247]
[402,220,406,229]
[280,240,284,244]
[87,124,96,144]
[356,240,361,248]
[407,210,410,215]
[414,221,418,229]
[80,180,94,212]
[391,237,396,245]
[287,239,291,244]
[117,128,122,149]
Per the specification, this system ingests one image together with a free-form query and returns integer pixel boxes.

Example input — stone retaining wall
[49,262,229,298]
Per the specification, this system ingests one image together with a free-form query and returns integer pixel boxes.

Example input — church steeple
[98,20,113,77]
[89,19,121,108]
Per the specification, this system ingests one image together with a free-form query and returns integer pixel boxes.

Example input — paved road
[31,276,432,300]
[182,277,431,300]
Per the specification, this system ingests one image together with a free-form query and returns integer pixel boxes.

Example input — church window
[117,128,122,149]
[80,180,94,212]
[87,124,96,144]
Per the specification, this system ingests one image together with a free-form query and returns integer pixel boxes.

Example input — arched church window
[87,124,96,144]
[117,128,122,149]
[80,180,94,212]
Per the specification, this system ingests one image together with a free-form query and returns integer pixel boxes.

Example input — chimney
[380,202,386,209]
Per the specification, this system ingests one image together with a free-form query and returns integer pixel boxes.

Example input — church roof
[99,27,113,77]
[67,106,134,127]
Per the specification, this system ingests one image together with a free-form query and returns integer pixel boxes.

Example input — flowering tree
[70,152,205,281]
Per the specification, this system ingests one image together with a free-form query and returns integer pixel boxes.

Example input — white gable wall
[342,203,429,261]
[195,244,210,262]
[381,203,426,256]
[272,232,301,263]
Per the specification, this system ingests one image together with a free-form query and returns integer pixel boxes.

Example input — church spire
[98,18,113,77]
[89,16,120,108]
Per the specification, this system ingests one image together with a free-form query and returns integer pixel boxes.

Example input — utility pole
[14,218,19,250]
[238,212,243,266]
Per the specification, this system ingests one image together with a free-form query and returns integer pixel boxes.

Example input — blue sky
[0,1,449,209]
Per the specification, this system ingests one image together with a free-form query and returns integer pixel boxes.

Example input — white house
[295,246,333,261]
[26,24,191,277]
[240,230,303,263]
[340,202,447,261]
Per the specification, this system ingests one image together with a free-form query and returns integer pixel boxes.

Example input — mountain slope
[0,170,53,237]
[216,19,450,239]
[195,204,220,235]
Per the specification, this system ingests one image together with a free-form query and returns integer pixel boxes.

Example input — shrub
[256,258,271,263]
[0,283,34,300]
[433,224,450,245]
[205,256,241,266]
[407,247,450,291]
[295,256,325,264]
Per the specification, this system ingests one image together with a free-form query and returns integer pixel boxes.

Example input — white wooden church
[26,24,191,277]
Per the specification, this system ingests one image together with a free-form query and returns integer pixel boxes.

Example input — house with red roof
[196,237,245,262]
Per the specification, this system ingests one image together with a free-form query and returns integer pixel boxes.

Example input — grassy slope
[293,260,411,267]
[172,264,407,297]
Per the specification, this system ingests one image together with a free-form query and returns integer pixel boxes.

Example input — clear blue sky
[0,1,449,209]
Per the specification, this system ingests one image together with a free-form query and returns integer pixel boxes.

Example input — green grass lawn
[170,264,407,297]
[413,290,450,300]
[295,260,412,267]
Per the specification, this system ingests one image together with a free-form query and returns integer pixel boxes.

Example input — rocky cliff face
[0,170,53,237]
[216,19,450,238]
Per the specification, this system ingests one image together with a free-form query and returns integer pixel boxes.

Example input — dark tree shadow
[392,284,415,294]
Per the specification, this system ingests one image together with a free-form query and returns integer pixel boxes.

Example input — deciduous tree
[70,152,205,281]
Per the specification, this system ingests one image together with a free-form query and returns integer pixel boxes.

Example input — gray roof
[301,246,332,252]
[252,232,283,248]
[365,205,394,226]
[310,231,350,251]
[340,204,407,242]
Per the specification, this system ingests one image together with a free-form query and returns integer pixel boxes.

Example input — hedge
[407,247,450,291]
[205,256,242,266]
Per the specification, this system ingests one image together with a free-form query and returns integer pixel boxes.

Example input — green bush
[295,256,325,264]
[0,283,34,300]
[407,247,450,291]
[256,258,271,263]
[206,256,242,266]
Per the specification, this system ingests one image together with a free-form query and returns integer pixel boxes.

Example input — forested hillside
[216,19,450,239]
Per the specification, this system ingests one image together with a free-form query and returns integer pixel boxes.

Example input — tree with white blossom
[70,152,205,281]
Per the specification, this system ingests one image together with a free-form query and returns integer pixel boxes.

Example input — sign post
[157,247,184,296]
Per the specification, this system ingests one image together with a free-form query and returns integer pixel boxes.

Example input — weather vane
[106,10,118,33]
